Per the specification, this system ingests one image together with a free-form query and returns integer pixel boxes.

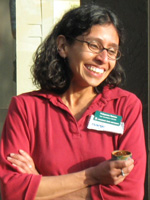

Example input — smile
[87,66,104,74]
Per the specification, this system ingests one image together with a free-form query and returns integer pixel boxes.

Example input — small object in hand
[112,150,132,160]
[121,169,125,176]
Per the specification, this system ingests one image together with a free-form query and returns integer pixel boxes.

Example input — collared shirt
[0,86,146,200]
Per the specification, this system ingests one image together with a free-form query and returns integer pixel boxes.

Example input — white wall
[16,0,80,95]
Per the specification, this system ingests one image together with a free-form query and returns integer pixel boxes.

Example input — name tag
[87,111,124,134]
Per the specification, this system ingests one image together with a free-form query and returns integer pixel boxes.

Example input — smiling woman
[59,24,120,91]
[0,4,146,200]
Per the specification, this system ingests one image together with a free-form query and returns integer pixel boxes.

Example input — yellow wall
[16,0,80,95]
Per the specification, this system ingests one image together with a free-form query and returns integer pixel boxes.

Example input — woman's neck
[61,86,97,120]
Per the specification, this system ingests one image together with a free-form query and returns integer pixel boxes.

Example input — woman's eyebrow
[84,37,119,48]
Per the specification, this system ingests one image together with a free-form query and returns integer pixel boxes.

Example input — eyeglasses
[70,37,121,60]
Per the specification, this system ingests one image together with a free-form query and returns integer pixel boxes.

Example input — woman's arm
[7,149,134,200]
[8,150,92,200]
[92,94,147,200]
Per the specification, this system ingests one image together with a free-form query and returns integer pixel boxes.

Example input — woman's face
[65,24,120,89]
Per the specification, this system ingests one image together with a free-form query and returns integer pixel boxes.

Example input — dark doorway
[81,0,148,199]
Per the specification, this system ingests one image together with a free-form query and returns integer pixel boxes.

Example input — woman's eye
[108,49,117,55]
[90,43,99,50]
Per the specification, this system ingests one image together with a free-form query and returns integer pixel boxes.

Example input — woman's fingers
[111,158,134,169]
[7,154,31,173]
[110,159,134,176]
[113,165,133,185]
[19,149,33,163]
[122,161,134,176]
[7,150,39,175]
[92,159,134,186]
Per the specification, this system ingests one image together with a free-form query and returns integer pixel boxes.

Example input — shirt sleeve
[91,95,147,200]
[0,96,42,200]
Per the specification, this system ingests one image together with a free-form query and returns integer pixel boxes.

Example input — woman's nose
[95,49,108,63]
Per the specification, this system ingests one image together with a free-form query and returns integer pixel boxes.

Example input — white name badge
[87,111,124,134]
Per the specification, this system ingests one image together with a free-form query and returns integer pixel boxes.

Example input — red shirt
[0,86,146,200]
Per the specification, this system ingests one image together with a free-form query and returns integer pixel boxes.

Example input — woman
[0,4,146,200]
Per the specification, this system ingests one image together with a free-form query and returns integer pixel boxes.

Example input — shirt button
[69,122,78,133]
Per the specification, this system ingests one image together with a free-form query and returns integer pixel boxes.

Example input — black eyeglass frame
[68,37,121,61]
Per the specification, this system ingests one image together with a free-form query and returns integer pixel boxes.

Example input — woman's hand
[7,149,39,175]
[89,158,134,185]
[6,149,134,200]
[7,149,134,186]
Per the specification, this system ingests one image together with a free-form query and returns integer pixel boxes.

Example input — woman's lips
[86,65,104,74]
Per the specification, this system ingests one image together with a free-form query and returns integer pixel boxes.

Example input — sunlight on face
[65,24,119,89]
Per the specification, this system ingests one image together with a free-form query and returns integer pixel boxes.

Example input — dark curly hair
[31,4,126,94]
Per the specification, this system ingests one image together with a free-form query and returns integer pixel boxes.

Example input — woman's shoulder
[102,86,142,106]
[10,90,55,107]
[114,87,138,97]
[12,90,53,100]
[8,90,58,116]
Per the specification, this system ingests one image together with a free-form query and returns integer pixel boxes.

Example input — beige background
[16,0,80,95]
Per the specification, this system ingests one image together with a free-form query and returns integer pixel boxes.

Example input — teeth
[87,66,104,74]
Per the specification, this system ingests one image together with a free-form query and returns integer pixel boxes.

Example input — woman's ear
[57,35,68,58]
